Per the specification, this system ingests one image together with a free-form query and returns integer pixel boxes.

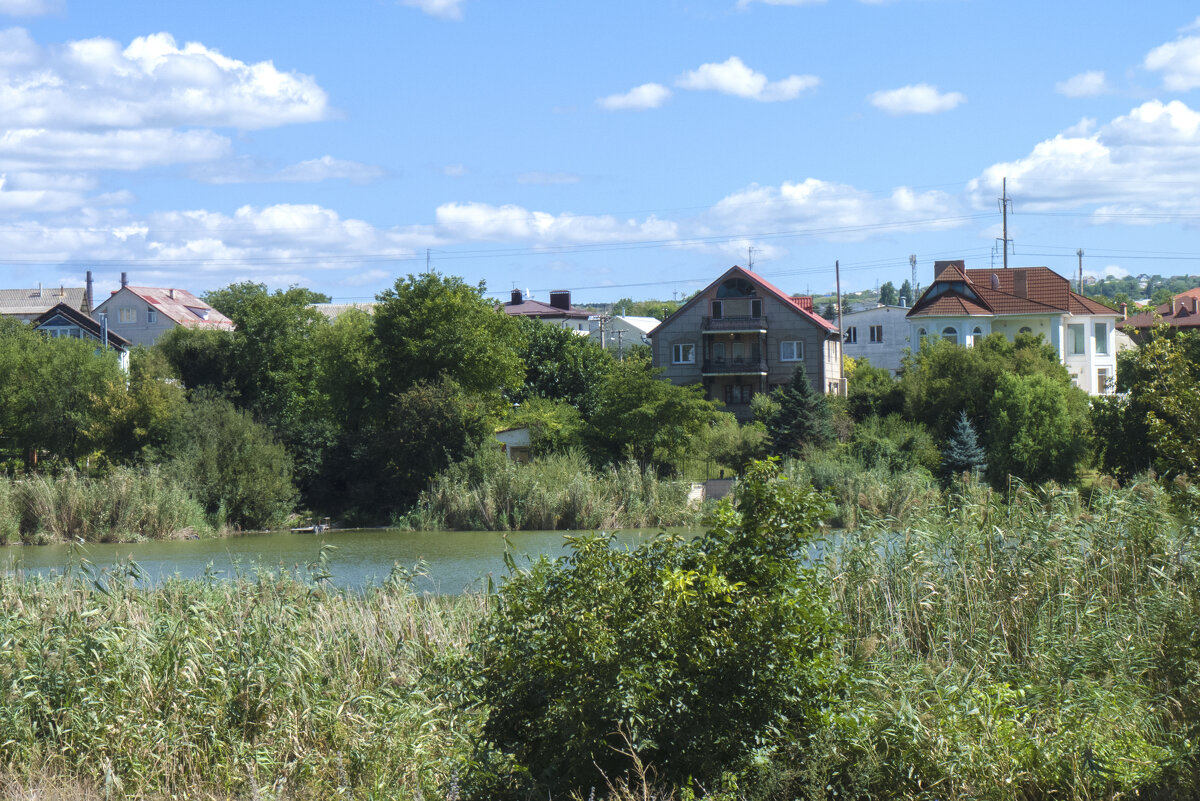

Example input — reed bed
[0,563,484,799]
[814,476,1200,799]
[0,467,212,544]
[407,450,702,531]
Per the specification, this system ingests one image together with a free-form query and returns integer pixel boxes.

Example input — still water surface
[1,528,684,594]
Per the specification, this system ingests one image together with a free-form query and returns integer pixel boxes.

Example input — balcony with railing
[702,315,767,332]
[702,357,768,375]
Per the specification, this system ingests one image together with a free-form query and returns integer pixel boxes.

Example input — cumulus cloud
[195,155,384,185]
[677,57,818,102]
[868,83,965,115]
[1056,71,1108,97]
[1145,34,1200,91]
[969,99,1200,215]
[400,0,465,19]
[517,171,580,185]
[0,0,59,16]
[597,83,671,110]
[0,128,230,171]
[435,201,679,244]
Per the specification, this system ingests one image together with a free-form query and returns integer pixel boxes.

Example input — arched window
[973,326,983,336]
[717,278,756,298]
[918,328,927,339]
[1019,326,1032,335]
[941,326,958,345]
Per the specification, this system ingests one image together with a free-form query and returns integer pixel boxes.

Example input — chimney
[1120,302,1128,320]
[510,288,523,305]
[168,288,175,300]
[120,272,128,288]
[899,296,907,308]
[37,282,41,297]
[1013,271,1027,299]
[549,290,571,311]
[59,285,64,298]
[1193,297,1198,314]
[85,271,93,313]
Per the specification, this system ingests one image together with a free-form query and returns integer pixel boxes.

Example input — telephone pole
[998,177,1012,269]
[835,259,844,367]
[909,253,917,298]
[1077,248,1084,294]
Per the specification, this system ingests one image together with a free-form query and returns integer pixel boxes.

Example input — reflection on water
[0,528,690,594]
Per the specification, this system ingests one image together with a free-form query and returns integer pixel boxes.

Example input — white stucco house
[907,260,1119,395]
[589,315,659,353]
[841,304,912,376]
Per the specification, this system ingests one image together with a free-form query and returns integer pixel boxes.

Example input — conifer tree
[765,367,834,458]
[942,409,987,478]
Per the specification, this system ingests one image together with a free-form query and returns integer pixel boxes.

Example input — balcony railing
[702,315,767,332]
[702,358,768,375]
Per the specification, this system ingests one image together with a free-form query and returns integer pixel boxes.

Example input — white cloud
[435,201,679,244]
[868,83,965,115]
[0,31,328,130]
[517,171,580,185]
[195,155,384,185]
[0,0,59,16]
[1145,35,1200,91]
[1062,117,1097,137]
[1056,71,1108,97]
[1085,264,1130,280]
[0,128,230,171]
[677,57,818,102]
[400,0,465,20]
[969,99,1200,215]
[597,82,671,110]
[442,163,468,177]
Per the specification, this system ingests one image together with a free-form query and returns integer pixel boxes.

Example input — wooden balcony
[702,315,767,333]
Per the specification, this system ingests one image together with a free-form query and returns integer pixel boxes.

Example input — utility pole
[617,328,624,362]
[1077,248,1084,294]
[998,177,1012,269]
[426,248,430,271]
[909,253,917,297]
[835,259,844,370]
[747,246,755,269]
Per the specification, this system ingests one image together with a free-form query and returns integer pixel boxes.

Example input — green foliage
[695,412,768,474]
[105,347,189,465]
[765,367,834,457]
[513,316,614,417]
[407,447,700,531]
[586,356,718,470]
[460,461,841,799]
[846,358,902,421]
[899,279,914,305]
[942,409,987,478]
[987,372,1090,484]
[878,281,898,306]
[373,272,525,401]
[162,394,297,530]
[507,397,585,456]
[849,414,940,475]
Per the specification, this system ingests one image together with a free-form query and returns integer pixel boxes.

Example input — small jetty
[290,517,333,534]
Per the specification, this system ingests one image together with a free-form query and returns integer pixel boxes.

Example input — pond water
[0,528,690,594]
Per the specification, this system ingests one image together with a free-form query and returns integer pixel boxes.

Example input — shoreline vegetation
[2,470,1198,799]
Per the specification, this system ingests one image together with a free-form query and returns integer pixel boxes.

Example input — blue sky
[2,0,1200,303]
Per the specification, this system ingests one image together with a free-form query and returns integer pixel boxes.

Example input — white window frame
[1094,322,1108,354]
[941,326,958,345]
[1097,367,1111,394]
[780,340,804,361]
[672,343,695,364]
[119,307,136,323]
[147,309,157,324]
[845,326,857,344]
[869,325,883,343]
[1068,323,1085,355]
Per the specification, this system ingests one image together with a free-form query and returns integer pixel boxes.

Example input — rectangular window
[731,341,746,362]
[845,326,857,344]
[1068,323,1085,355]
[725,384,753,404]
[869,325,883,343]
[1094,322,1108,354]
[147,309,157,324]
[119,307,136,323]
[672,343,695,364]
[780,340,803,361]
[711,300,723,319]
[751,299,762,318]
[712,342,726,362]
[1097,367,1111,393]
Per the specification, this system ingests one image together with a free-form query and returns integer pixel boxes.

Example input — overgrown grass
[782,448,942,528]
[804,475,1200,799]
[0,563,483,800]
[0,467,212,544]
[403,449,703,531]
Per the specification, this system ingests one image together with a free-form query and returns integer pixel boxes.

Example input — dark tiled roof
[33,302,131,349]
[501,298,591,318]
[909,264,1119,319]
[912,292,992,317]
[1124,288,1200,329]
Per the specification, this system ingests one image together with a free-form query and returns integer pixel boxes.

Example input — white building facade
[841,305,912,376]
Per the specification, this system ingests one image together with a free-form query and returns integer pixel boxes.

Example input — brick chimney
[549,290,571,310]
[1013,271,1027,298]
[510,288,523,305]
[1120,302,1127,320]
[84,270,93,313]
[120,272,128,289]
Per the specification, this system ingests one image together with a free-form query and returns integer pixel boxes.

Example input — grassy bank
[0,467,215,544]
[401,450,703,531]
[0,563,481,800]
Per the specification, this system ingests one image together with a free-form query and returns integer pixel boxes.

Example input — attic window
[717,278,757,298]
[187,306,210,321]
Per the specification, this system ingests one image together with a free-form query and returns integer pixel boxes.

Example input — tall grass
[805,476,1200,799]
[405,449,702,531]
[0,564,483,799]
[0,467,211,544]
[782,448,942,528]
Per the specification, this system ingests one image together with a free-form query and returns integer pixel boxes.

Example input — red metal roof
[111,286,234,330]
[738,266,838,332]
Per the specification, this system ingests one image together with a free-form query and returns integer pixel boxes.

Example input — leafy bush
[458,461,842,799]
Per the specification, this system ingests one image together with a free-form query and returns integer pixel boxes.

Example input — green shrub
[457,461,843,799]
